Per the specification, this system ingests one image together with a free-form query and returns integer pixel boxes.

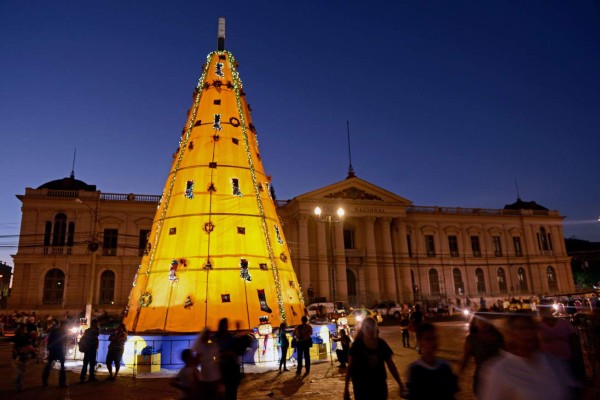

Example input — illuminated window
[471,236,481,257]
[547,266,558,291]
[475,268,486,294]
[43,268,65,305]
[429,268,440,295]
[425,235,436,257]
[453,268,464,295]
[448,235,459,257]
[497,268,508,293]
[103,229,118,256]
[518,267,529,292]
[99,270,115,305]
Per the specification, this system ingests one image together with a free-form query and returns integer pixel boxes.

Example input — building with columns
[277,176,574,307]
[9,174,574,316]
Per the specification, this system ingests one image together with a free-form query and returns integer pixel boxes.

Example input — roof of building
[503,197,548,211]
[37,175,96,191]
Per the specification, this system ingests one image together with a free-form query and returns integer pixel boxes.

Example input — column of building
[297,215,311,295]
[364,216,379,304]
[333,223,348,302]
[315,218,330,301]
[379,217,396,300]
[393,218,413,303]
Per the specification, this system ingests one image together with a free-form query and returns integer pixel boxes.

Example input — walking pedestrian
[333,328,351,368]
[293,315,313,376]
[193,327,224,400]
[79,319,100,383]
[12,324,36,391]
[406,322,458,400]
[409,304,424,352]
[400,313,410,348]
[458,312,504,396]
[478,312,580,400]
[106,323,127,380]
[277,322,290,372]
[42,319,68,388]
[214,318,242,400]
[172,348,200,400]
[344,316,405,400]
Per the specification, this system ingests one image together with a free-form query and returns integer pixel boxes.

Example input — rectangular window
[471,236,481,257]
[513,237,522,257]
[425,235,436,257]
[343,229,355,249]
[406,235,413,258]
[492,236,503,257]
[547,233,553,251]
[138,229,150,257]
[103,229,118,256]
[448,235,459,257]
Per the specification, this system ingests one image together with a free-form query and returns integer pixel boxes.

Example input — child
[400,314,410,348]
[172,349,200,400]
[406,322,458,400]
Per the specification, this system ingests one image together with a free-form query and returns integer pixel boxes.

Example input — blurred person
[79,319,100,383]
[406,322,458,400]
[172,348,200,400]
[106,323,127,380]
[409,304,424,352]
[193,327,223,399]
[478,312,580,400]
[458,312,504,396]
[293,315,313,376]
[42,319,67,388]
[12,324,37,391]
[214,318,243,400]
[277,322,290,372]
[400,313,410,348]
[538,299,585,381]
[332,328,351,368]
[344,316,405,399]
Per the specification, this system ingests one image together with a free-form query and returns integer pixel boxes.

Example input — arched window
[52,213,67,246]
[429,268,440,295]
[547,266,558,291]
[453,268,464,295]
[475,268,486,294]
[43,268,65,305]
[99,270,116,305]
[518,267,529,292]
[497,268,508,293]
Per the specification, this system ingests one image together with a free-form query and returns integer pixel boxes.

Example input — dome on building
[37,175,96,191]
[503,198,548,211]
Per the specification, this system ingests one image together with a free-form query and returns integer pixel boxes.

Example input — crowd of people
[8,302,594,399]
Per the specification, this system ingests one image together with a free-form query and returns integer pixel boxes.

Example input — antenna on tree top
[217,18,226,51]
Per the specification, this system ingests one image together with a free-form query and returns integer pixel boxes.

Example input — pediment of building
[293,177,412,205]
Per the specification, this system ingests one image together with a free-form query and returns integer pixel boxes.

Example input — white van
[306,301,346,317]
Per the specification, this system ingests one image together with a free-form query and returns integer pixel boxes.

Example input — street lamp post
[314,206,344,304]
[75,197,100,326]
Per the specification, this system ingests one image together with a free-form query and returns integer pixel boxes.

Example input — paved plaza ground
[1,320,598,399]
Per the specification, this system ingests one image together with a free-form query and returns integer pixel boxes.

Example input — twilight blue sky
[1,1,599,266]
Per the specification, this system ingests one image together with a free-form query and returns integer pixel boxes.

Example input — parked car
[346,308,383,326]
[373,301,403,319]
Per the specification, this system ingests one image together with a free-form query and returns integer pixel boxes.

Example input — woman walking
[344,317,405,399]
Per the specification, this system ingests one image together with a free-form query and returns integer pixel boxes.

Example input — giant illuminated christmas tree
[124,19,305,333]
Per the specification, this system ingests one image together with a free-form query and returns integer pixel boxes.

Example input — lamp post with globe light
[314,206,345,304]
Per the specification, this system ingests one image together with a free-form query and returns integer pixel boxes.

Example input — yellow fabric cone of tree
[123,50,305,333]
